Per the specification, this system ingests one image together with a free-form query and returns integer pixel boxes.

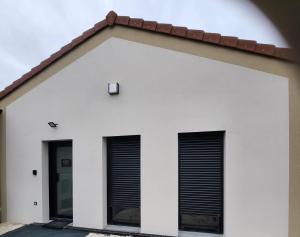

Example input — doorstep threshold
[179,230,222,237]
[105,224,140,233]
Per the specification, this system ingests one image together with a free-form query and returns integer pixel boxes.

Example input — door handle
[56,173,60,182]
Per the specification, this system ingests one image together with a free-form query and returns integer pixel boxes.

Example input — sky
[0,0,288,91]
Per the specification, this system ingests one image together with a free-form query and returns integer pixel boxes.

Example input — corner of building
[0,107,7,222]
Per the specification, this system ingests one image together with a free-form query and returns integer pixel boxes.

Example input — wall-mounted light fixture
[48,122,58,128]
[108,82,119,95]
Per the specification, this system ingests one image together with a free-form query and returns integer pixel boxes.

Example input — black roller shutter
[179,131,224,234]
[107,135,140,226]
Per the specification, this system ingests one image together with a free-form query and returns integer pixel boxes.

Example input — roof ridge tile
[171,26,188,37]
[186,29,204,41]
[156,23,173,34]
[203,32,221,44]
[220,36,238,47]
[255,43,276,56]
[128,18,144,28]
[142,21,157,31]
[237,39,257,51]
[115,16,130,26]
[106,10,117,25]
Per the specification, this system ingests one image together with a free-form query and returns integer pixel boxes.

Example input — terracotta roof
[0,10,294,100]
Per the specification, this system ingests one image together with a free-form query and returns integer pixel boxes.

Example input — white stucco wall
[5,38,289,237]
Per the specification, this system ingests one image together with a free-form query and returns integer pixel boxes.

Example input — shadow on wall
[252,0,300,63]
[0,109,2,222]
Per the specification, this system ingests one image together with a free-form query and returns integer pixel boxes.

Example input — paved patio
[0,223,24,236]
[0,223,129,237]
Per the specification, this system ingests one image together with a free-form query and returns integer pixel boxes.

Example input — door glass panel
[49,141,73,219]
[56,146,73,217]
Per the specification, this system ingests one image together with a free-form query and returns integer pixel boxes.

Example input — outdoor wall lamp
[108,82,119,95]
[48,122,58,128]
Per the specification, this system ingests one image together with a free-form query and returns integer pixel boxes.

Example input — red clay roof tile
[203,33,221,44]
[186,29,204,41]
[115,16,130,26]
[0,10,293,100]
[142,21,157,31]
[128,18,144,28]
[94,20,108,31]
[237,39,257,51]
[106,10,117,26]
[274,48,293,60]
[156,23,172,34]
[171,26,188,37]
[82,28,96,39]
[220,36,238,47]
[255,43,276,56]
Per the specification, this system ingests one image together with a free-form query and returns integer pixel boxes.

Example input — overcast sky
[0,0,288,91]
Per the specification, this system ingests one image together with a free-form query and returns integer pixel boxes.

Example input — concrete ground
[0,223,132,237]
[0,223,24,235]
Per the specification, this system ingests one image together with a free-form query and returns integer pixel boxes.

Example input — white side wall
[5,38,289,237]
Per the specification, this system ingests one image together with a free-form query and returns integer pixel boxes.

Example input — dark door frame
[48,140,73,220]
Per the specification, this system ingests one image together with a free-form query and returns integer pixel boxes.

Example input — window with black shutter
[179,131,224,234]
[107,135,140,226]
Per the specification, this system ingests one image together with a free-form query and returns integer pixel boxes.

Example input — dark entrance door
[107,135,141,226]
[49,141,73,219]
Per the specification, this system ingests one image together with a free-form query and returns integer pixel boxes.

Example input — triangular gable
[0,10,293,100]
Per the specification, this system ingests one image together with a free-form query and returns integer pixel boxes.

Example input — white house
[0,11,299,237]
